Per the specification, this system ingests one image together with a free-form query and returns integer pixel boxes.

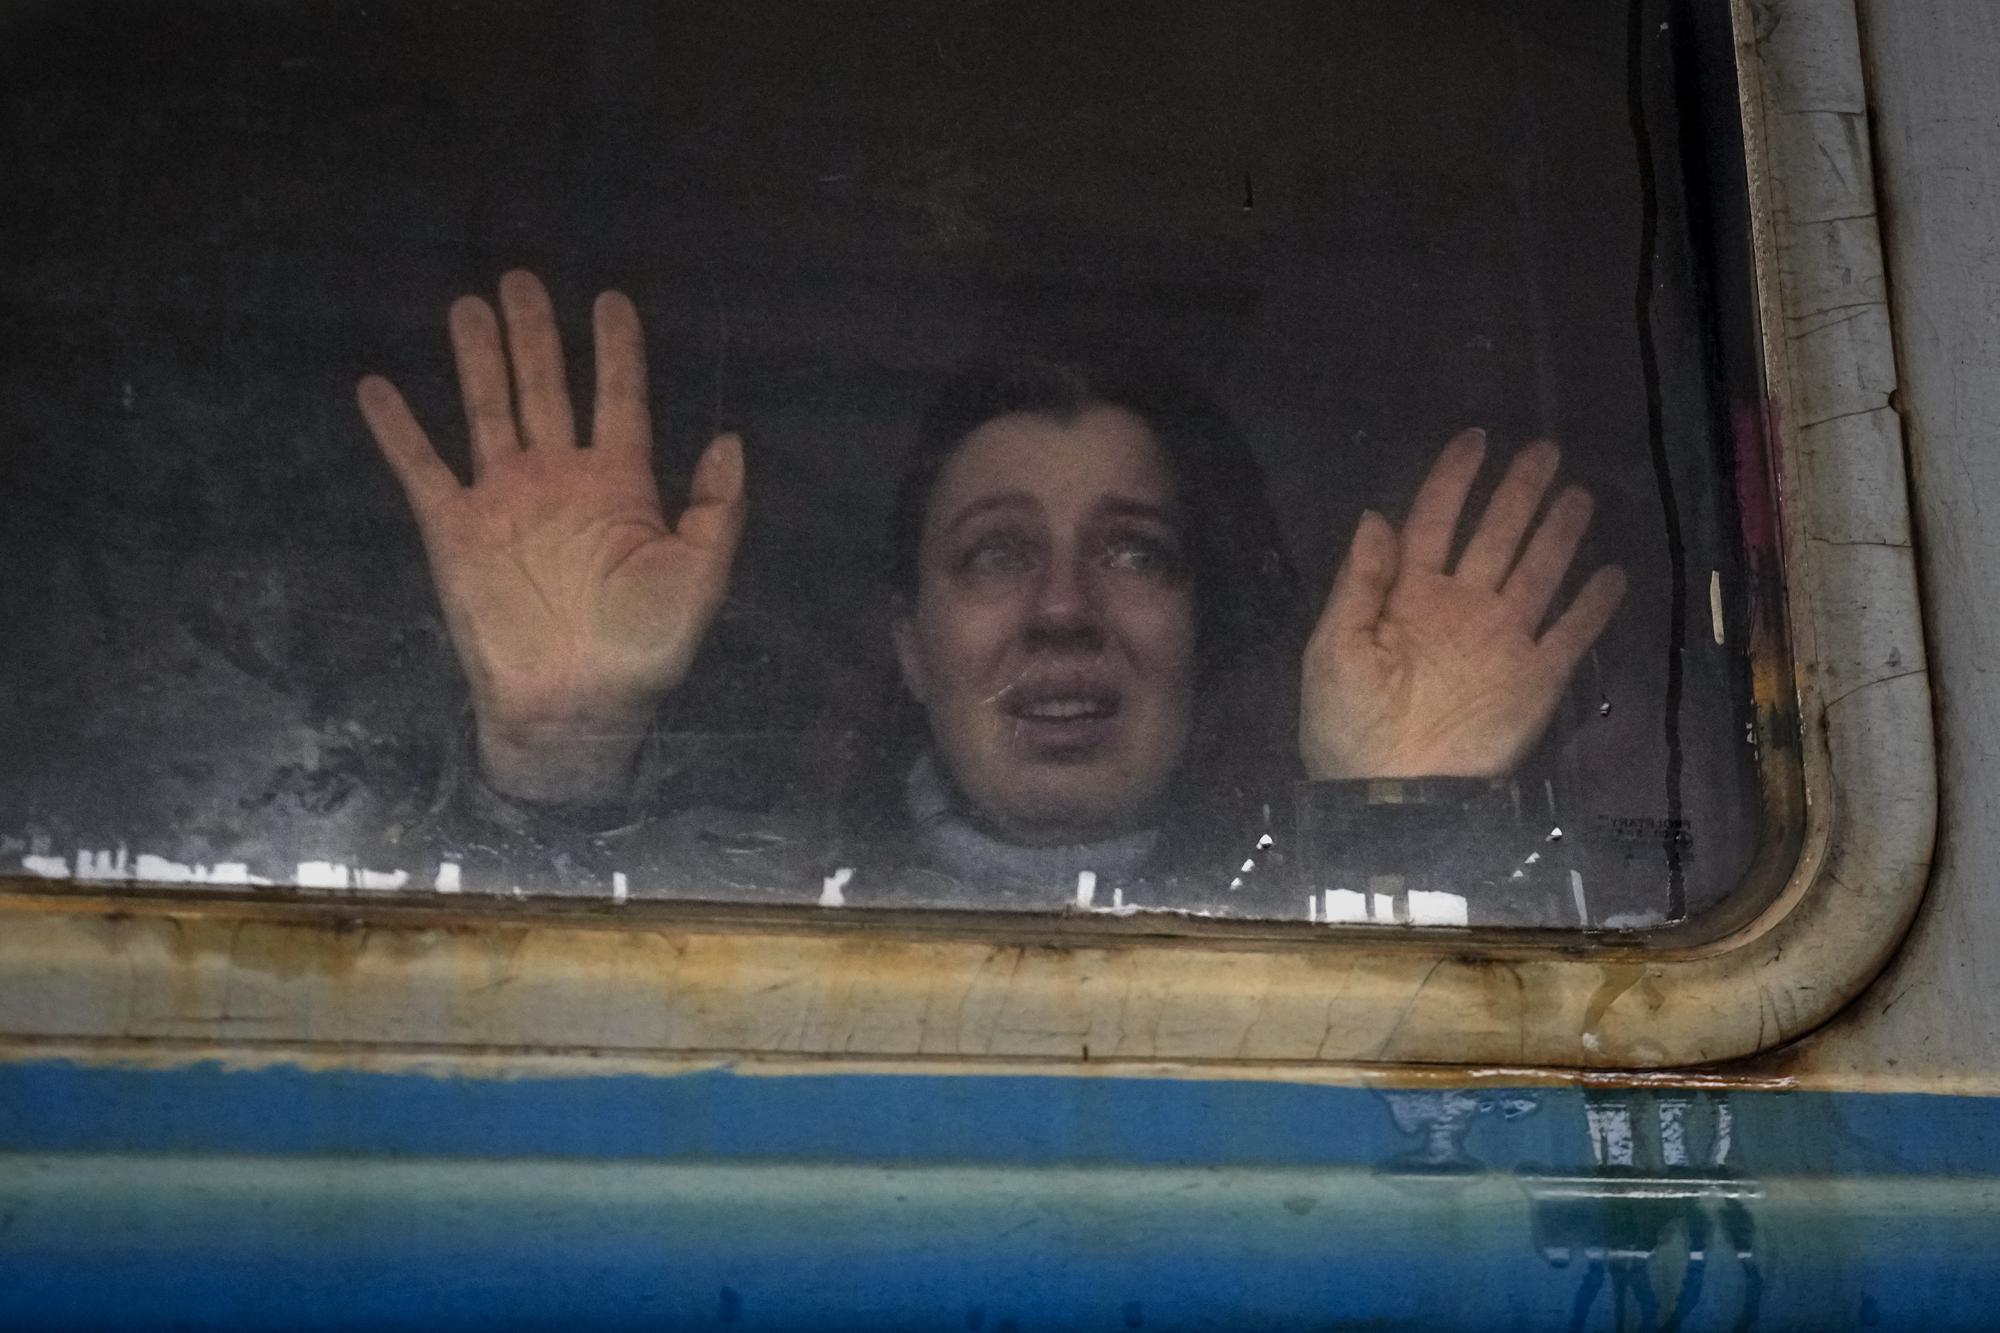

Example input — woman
[358,272,1626,916]
[843,353,1303,907]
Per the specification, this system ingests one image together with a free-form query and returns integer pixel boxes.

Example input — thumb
[676,432,747,562]
[1317,510,1399,647]
[357,374,458,518]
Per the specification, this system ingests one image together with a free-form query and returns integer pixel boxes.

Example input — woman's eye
[961,535,1036,576]
[1101,533,1184,578]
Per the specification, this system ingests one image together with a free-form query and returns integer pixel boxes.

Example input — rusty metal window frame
[0,0,1931,1074]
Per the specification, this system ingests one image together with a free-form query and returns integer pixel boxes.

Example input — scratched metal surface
[1,1062,1996,1330]
[1753,1,2000,1089]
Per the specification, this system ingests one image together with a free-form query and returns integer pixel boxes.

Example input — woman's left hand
[1300,429,1628,781]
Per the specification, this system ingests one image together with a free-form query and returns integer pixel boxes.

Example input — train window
[0,1,1930,1066]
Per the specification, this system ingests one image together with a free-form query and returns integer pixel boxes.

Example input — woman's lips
[1001,684,1122,754]
[1010,696,1116,720]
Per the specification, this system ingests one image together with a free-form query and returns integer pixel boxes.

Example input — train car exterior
[3,0,1997,1327]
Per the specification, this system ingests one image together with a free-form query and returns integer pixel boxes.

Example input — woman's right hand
[358,270,746,805]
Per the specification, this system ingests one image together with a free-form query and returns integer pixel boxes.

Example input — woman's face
[894,405,1198,844]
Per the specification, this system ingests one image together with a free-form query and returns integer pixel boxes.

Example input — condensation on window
[0,0,1790,930]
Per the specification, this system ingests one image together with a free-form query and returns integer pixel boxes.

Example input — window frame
[0,0,1931,1073]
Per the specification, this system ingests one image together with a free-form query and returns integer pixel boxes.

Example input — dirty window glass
[0,0,1796,930]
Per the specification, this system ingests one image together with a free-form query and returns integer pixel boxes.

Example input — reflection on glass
[0,0,1782,928]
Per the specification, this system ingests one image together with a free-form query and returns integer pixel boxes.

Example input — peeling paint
[1712,1101,1734,1166]
[1660,1097,1690,1167]
[1583,1102,1636,1167]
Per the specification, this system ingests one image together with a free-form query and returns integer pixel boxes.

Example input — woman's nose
[1024,552,1104,649]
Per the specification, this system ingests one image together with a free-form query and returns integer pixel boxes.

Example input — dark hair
[856,353,1307,878]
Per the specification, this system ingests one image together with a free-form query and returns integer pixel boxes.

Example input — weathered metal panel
[3,1061,1999,1329]
[1756,1,2000,1086]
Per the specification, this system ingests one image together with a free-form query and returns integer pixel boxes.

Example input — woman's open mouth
[1002,684,1122,754]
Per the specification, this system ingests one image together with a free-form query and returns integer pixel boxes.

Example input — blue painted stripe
[0,1059,1539,1165]
[0,1059,1997,1175]
[2,1061,1999,1329]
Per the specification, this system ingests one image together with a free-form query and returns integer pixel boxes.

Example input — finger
[675,433,748,569]
[591,289,651,463]
[1539,565,1629,675]
[447,294,521,477]
[1501,484,1594,626]
[1314,509,1399,650]
[1400,428,1487,573]
[1455,440,1561,587]
[357,375,460,514]
[497,270,576,452]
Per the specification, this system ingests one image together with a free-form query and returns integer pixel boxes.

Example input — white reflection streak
[76,847,130,880]
[819,866,853,907]
[295,861,350,889]
[1406,891,1469,927]
[27,847,270,887]
[291,861,411,890]
[133,855,266,886]
[1323,889,1369,924]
